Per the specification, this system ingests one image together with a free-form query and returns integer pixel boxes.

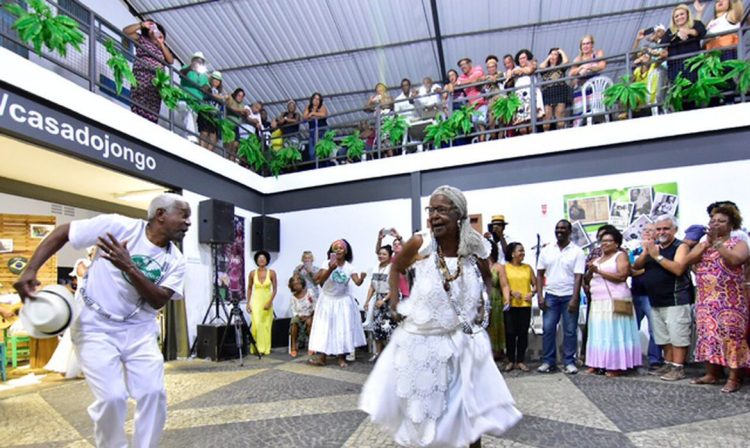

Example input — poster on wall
[30,224,54,239]
[0,239,12,253]
[570,221,591,248]
[214,216,246,303]
[566,196,610,225]
[564,182,678,245]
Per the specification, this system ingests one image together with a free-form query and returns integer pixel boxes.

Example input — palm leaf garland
[490,93,522,124]
[152,68,186,109]
[447,104,479,135]
[4,0,84,57]
[218,119,236,143]
[268,144,302,177]
[380,114,408,147]
[341,130,365,160]
[103,39,137,96]
[603,75,648,111]
[237,134,265,171]
[315,130,338,159]
[423,117,456,148]
[722,59,750,95]
[665,73,693,112]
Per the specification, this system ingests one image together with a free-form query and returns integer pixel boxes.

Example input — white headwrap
[430,185,490,259]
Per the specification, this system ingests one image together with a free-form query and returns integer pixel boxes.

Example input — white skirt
[44,329,81,378]
[308,292,366,355]
[359,327,521,447]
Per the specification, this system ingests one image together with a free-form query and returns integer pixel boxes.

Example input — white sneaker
[564,364,579,374]
[537,362,555,373]
[346,352,356,362]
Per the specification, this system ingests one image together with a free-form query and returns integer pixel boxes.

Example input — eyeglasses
[599,238,615,243]
[581,41,593,45]
[425,206,453,216]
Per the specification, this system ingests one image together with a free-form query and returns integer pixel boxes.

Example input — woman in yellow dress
[246,250,277,355]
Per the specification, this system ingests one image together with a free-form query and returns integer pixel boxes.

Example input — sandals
[690,375,718,385]
[604,370,622,378]
[721,379,742,394]
[502,363,514,372]
[338,359,349,368]
[517,363,530,372]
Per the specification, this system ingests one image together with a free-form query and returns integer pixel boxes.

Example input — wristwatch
[655,255,665,263]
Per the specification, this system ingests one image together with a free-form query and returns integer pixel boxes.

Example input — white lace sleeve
[416,229,433,258]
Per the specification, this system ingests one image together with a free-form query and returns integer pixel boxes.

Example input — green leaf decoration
[237,134,266,171]
[685,51,724,79]
[602,75,648,111]
[341,130,365,160]
[380,114,409,147]
[315,129,338,159]
[152,68,186,110]
[664,73,693,112]
[490,93,522,124]
[684,76,728,108]
[218,118,236,143]
[104,39,137,96]
[722,59,750,95]
[268,144,302,177]
[4,0,84,57]
[423,116,456,148]
[447,104,479,135]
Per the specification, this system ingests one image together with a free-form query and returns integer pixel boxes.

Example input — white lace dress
[308,262,367,355]
[359,232,521,447]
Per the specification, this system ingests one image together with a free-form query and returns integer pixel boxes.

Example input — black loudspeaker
[199,199,234,244]
[195,324,249,361]
[271,318,290,348]
[251,215,280,252]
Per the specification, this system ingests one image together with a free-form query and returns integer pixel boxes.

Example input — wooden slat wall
[0,214,57,294]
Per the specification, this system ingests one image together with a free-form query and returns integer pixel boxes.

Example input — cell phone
[329,253,337,264]
[643,27,654,35]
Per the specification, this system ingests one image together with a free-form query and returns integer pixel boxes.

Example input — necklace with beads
[436,245,463,291]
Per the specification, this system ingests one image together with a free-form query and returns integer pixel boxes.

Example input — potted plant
[341,130,366,162]
[490,93,522,126]
[603,75,648,117]
[268,143,302,177]
[237,134,266,172]
[315,130,338,160]
[423,116,456,149]
[380,114,408,150]
[446,104,478,145]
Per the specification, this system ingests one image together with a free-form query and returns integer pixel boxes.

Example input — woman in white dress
[360,185,521,447]
[45,246,95,378]
[308,239,367,368]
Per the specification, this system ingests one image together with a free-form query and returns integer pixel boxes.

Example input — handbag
[599,258,634,316]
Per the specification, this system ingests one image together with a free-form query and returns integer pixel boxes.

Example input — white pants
[72,326,167,448]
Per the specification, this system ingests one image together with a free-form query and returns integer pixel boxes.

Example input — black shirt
[661,21,707,57]
[642,238,694,307]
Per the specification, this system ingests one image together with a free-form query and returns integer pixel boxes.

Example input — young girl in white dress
[360,186,521,447]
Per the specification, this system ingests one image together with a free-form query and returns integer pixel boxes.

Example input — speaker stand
[190,244,231,356]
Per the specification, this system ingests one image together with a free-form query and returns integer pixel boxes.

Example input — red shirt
[458,65,486,106]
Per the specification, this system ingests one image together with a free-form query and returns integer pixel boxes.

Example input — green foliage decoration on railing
[4,0,84,57]
[104,39,137,96]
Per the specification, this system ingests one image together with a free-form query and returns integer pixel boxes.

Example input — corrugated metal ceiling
[125,0,708,123]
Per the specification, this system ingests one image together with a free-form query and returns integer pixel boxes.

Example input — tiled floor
[1,353,749,447]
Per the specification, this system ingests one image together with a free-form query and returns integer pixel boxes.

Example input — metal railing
[1,0,748,176]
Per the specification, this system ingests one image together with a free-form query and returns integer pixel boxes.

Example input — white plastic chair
[581,76,613,125]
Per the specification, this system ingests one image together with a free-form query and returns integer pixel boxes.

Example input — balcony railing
[2,0,749,176]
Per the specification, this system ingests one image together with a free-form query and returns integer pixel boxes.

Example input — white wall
[180,190,258,346]
[0,192,100,267]
[420,159,750,260]
[268,198,412,317]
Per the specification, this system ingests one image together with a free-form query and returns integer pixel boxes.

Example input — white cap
[19,285,74,338]
[191,51,206,62]
[655,24,666,32]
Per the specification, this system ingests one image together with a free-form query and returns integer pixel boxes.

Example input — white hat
[655,24,666,32]
[19,285,74,339]
[191,51,206,62]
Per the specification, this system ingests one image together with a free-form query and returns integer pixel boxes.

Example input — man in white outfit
[14,193,191,448]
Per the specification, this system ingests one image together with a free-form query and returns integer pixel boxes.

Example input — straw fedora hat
[19,285,74,339]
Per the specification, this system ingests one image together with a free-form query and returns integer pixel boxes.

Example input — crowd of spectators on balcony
[119,0,747,168]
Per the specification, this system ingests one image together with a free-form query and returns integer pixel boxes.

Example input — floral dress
[130,35,164,123]
[694,237,750,368]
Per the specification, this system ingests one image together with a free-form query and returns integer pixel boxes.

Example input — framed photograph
[30,224,54,239]
[650,193,679,218]
[566,195,610,225]
[609,201,634,230]
[628,186,653,222]
[623,215,653,242]
[0,239,12,253]
[570,220,591,248]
